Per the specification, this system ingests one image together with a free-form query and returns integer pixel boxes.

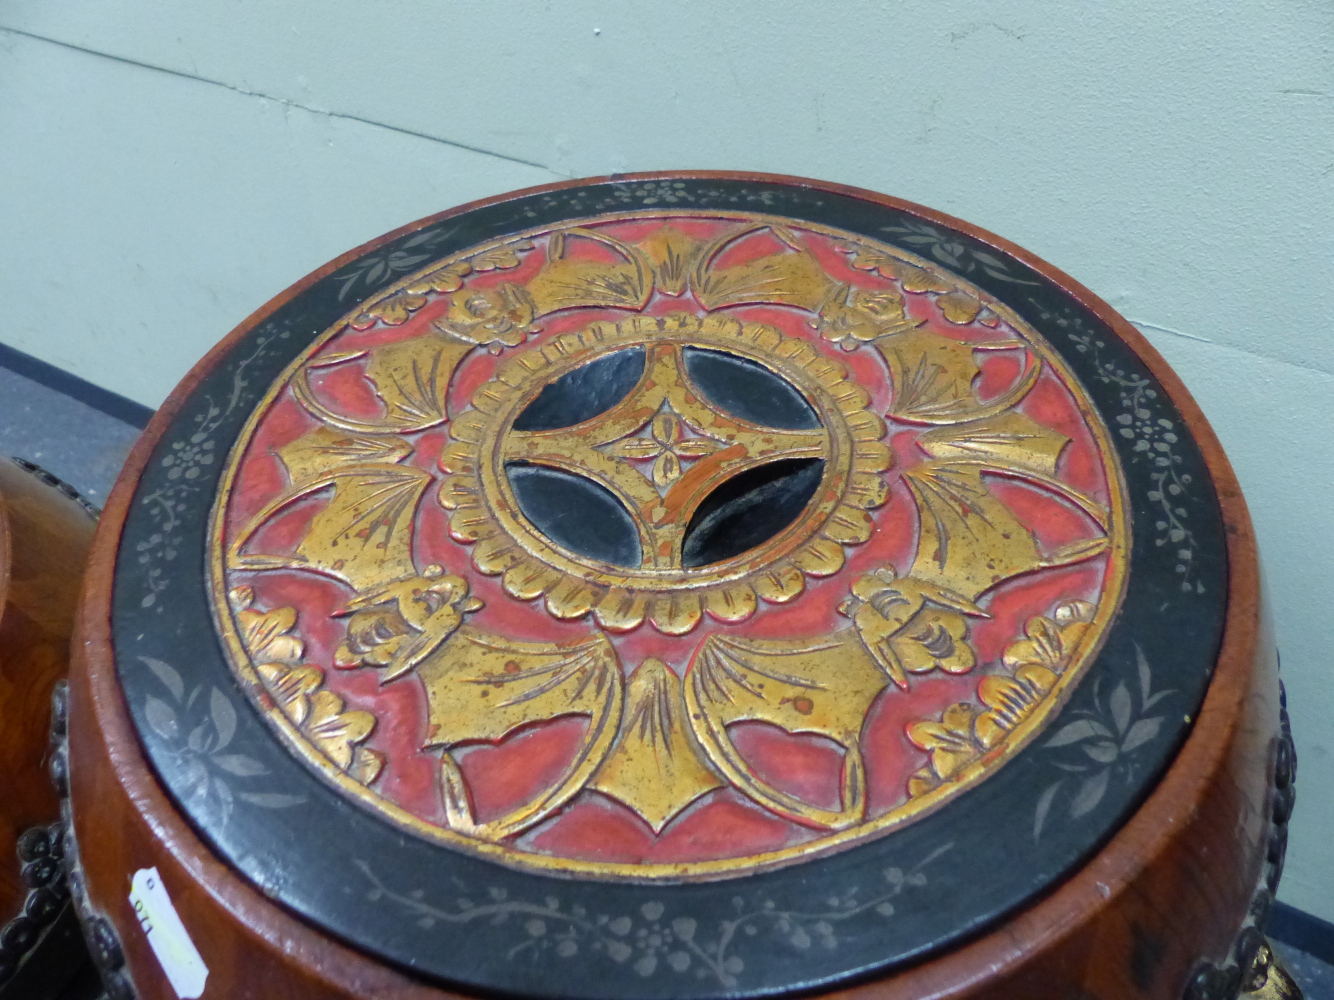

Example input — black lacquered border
[111,177,1227,1000]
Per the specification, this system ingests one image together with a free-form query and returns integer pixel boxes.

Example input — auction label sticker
[129,867,209,998]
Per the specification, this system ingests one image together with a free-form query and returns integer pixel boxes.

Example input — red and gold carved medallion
[211,213,1128,879]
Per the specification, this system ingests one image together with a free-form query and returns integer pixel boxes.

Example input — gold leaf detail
[694,243,832,312]
[256,662,322,724]
[907,702,984,783]
[790,537,845,577]
[502,561,564,601]
[815,283,922,349]
[334,567,482,682]
[937,290,983,325]
[846,471,890,510]
[822,505,874,545]
[545,578,605,620]
[236,605,304,666]
[891,608,976,677]
[1002,600,1096,674]
[837,567,982,690]
[593,589,649,632]
[469,243,533,272]
[704,583,758,624]
[306,690,375,770]
[276,428,413,486]
[296,465,433,591]
[647,593,703,635]
[524,229,651,316]
[878,327,1039,425]
[906,599,1097,798]
[431,284,537,350]
[590,659,723,833]
[417,627,623,838]
[471,535,523,575]
[637,227,709,296]
[904,464,1051,602]
[350,262,470,329]
[349,747,386,786]
[752,564,806,603]
[917,412,1070,477]
[293,333,475,434]
[685,631,884,830]
[232,592,381,786]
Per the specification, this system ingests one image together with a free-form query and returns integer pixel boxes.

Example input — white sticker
[128,868,209,998]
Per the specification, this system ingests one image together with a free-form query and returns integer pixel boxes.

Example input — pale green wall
[2,1,1331,921]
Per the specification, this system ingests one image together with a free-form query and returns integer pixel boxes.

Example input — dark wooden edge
[70,172,1270,1000]
[0,458,100,986]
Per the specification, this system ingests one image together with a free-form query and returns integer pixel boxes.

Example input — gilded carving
[907,600,1096,798]
[418,627,623,839]
[590,658,724,834]
[212,211,1128,879]
[230,585,384,785]
[438,312,890,634]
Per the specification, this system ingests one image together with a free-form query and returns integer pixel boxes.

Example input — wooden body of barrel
[0,458,98,982]
[65,173,1295,1000]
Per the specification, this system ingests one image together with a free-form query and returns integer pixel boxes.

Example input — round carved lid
[111,175,1228,998]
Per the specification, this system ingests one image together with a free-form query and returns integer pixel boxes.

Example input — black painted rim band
[109,176,1227,1000]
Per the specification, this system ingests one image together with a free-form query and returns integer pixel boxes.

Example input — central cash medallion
[212,214,1127,878]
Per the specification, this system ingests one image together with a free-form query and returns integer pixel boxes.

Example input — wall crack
[0,25,562,175]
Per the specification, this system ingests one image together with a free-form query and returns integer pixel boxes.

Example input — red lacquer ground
[220,216,1117,870]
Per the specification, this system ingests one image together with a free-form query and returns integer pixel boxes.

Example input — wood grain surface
[0,459,97,920]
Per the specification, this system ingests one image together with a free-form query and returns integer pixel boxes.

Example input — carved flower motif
[304,689,375,771]
[907,703,983,792]
[834,242,1002,329]
[605,411,721,489]
[232,586,304,664]
[230,586,384,786]
[1002,600,1096,674]
[350,262,470,328]
[907,599,1096,797]
[255,661,322,725]
[837,565,979,688]
[439,314,892,635]
[893,608,976,676]
[432,283,537,351]
[935,290,983,326]
[814,285,919,349]
[349,242,533,330]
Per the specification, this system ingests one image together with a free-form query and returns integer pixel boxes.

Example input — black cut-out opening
[681,458,825,568]
[512,348,646,431]
[506,464,642,568]
[682,347,820,430]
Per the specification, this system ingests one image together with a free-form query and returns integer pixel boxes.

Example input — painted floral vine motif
[1032,644,1173,840]
[230,587,384,786]
[879,219,1039,286]
[1029,301,1203,594]
[136,326,290,611]
[907,600,1095,797]
[138,655,304,826]
[332,225,465,302]
[358,844,950,988]
[515,180,787,222]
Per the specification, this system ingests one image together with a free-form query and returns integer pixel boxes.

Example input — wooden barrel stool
[65,173,1301,1000]
[0,458,99,995]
